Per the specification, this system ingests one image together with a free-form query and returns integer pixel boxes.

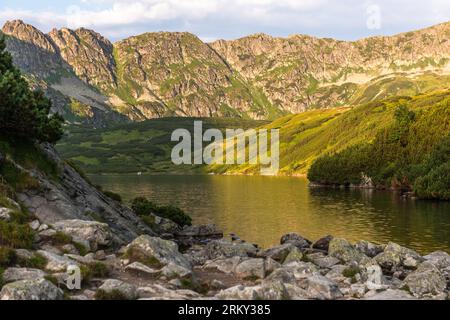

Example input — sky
[0,0,449,42]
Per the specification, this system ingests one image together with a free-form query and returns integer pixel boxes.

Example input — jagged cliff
[2,19,450,124]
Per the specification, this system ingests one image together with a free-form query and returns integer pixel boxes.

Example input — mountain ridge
[2,19,450,125]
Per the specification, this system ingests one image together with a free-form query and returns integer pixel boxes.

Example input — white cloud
[0,0,449,41]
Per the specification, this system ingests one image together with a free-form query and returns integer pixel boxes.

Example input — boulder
[307,253,340,269]
[125,262,160,277]
[283,261,319,280]
[348,283,367,299]
[374,242,423,272]
[282,247,304,264]
[0,279,64,300]
[364,289,415,300]
[280,233,311,250]
[29,220,40,231]
[137,284,201,300]
[161,263,193,279]
[150,214,181,234]
[2,268,47,283]
[98,279,138,300]
[328,238,368,264]
[312,235,333,252]
[216,281,289,300]
[203,256,242,274]
[37,250,79,272]
[365,265,385,288]
[260,243,296,262]
[125,235,191,269]
[355,240,384,258]
[52,219,113,251]
[403,262,447,297]
[423,251,450,270]
[325,265,348,280]
[304,275,343,300]
[205,240,258,259]
[264,258,281,275]
[15,249,34,261]
[61,244,79,255]
[265,268,296,284]
[266,261,319,284]
[235,258,266,280]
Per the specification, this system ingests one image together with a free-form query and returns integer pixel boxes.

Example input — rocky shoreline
[1,208,449,300]
[1,145,449,300]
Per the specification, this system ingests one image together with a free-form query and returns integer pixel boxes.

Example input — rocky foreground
[1,203,449,300]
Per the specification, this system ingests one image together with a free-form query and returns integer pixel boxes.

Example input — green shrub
[343,266,361,278]
[44,275,59,286]
[72,242,88,256]
[79,262,110,286]
[84,262,110,280]
[131,197,192,226]
[0,221,34,248]
[0,267,4,288]
[0,36,63,144]
[51,231,73,246]
[0,161,40,191]
[48,232,88,255]
[414,163,450,200]
[19,253,47,269]
[80,262,110,285]
[131,197,158,216]
[103,190,122,203]
[0,246,17,267]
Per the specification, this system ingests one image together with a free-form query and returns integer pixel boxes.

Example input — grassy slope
[57,90,450,176]
[210,90,450,176]
[56,118,269,174]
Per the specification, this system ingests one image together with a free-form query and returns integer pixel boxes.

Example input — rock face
[3,20,450,123]
[2,20,125,126]
[0,279,64,300]
[48,27,116,91]
[16,144,154,245]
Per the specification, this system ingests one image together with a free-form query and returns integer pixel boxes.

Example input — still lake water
[90,174,450,254]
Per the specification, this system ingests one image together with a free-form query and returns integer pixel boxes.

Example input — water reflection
[90,174,450,253]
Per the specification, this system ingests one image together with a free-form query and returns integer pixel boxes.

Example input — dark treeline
[308,97,450,200]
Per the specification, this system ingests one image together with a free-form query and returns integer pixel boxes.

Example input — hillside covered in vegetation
[209,90,449,200]
[57,118,268,174]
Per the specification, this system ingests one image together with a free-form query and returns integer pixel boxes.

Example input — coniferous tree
[0,35,63,143]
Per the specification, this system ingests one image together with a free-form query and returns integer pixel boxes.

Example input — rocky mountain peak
[2,20,56,53]
[48,26,117,90]
[3,19,450,123]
